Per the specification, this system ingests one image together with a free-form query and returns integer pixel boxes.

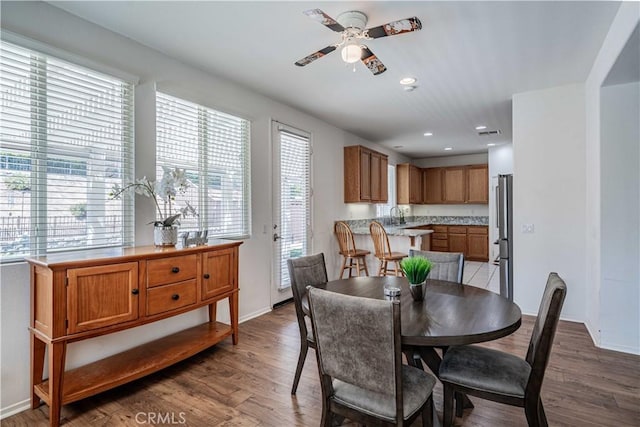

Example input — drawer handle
[171,267,180,273]
[131,288,139,295]
[203,273,210,279]
[171,294,180,301]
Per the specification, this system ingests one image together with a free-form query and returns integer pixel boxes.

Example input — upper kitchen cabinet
[396,163,423,204]
[466,164,489,203]
[423,168,443,204]
[443,166,467,203]
[344,145,388,203]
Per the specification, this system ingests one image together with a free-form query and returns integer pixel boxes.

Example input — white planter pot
[154,225,178,246]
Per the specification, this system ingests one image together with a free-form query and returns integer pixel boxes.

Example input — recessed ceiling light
[423,132,433,136]
[487,143,496,147]
[400,77,417,85]
[444,147,453,151]
[475,125,487,130]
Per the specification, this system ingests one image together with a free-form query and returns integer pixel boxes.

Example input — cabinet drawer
[467,226,488,235]
[448,226,467,234]
[432,238,448,249]
[432,225,447,233]
[147,280,197,316]
[431,232,447,240]
[146,254,197,288]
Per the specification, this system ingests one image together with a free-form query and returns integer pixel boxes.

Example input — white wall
[0,1,400,414]
[488,144,514,260]
[584,2,640,351]
[512,84,586,320]
[599,81,639,353]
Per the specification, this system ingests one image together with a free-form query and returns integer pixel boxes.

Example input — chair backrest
[409,249,464,283]
[308,287,403,421]
[334,221,357,255]
[287,254,328,335]
[525,272,567,397]
[369,221,392,259]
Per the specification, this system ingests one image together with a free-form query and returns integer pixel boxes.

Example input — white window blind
[156,92,250,238]
[0,40,134,261]
[274,125,311,289]
[376,164,396,217]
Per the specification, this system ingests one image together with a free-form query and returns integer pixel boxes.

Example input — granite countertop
[345,216,489,236]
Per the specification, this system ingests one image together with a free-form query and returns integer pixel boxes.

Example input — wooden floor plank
[4,303,639,426]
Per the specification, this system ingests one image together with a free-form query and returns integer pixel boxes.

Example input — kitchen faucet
[389,206,405,226]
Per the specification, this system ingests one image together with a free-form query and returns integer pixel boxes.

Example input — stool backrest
[334,221,356,255]
[369,221,391,259]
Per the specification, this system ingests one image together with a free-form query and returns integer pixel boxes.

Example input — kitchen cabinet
[423,168,443,204]
[443,167,467,203]
[344,145,388,203]
[397,163,423,204]
[466,164,489,204]
[466,226,489,261]
[26,241,241,427]
[448,226,468,254]
[431,225,449,251]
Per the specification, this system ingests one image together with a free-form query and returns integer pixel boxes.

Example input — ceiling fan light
[341,43,362,64]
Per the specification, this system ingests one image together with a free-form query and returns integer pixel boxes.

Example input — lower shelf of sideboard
[34,321,232,406]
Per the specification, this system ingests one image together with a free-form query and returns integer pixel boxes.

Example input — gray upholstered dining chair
[287,253,328,395]
[307,286,436,427]
[409,249,464,284]
[439,272,567,427]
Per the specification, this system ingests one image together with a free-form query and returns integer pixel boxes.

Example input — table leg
[48,341,67,427]
[418,347,474,416]
[208,301,217,323]
[229,292,239,345]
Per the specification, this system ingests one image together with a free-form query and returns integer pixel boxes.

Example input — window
[0,40,134,260]
[156,93,250,238]
[376,164,396,217]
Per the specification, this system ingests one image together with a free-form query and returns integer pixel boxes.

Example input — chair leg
[291,341,308,394]
[422,395,434,427]
[339,256,348,279]
[525,397,548,427]
[443,383,455,427]
[394,260,402,277]
[361,257,369,276]
[355,257,361,277]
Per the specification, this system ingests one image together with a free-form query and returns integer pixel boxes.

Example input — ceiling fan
[295,9,422,76]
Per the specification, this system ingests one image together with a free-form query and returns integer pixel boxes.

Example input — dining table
[303,275,522,424]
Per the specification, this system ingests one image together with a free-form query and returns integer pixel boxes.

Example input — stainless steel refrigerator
[497,174,513,301]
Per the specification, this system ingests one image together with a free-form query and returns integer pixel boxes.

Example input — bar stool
[334,221,370,278]
[369,220,407,277]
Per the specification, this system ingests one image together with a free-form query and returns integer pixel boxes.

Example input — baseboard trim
[238,307,271,323]
[599,341,640,355]
[0,399,31,420]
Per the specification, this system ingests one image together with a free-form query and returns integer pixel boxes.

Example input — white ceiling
[49,1,620,158]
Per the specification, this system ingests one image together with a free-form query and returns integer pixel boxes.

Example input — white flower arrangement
[110,166,197,226]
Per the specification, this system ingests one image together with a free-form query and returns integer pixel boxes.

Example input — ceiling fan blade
[303,9,345,32]
[360,47,387,76]
[366,17,422,39]
[295,46,337,67]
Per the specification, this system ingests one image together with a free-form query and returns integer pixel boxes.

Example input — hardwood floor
[4,302,639,426]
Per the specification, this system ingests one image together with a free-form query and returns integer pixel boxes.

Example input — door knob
[273,233,281,242]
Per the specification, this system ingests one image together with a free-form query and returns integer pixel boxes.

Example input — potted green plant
[109,166,197,246]
[400,256,432,301]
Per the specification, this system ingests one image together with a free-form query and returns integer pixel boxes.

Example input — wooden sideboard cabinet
[26,241,241,427]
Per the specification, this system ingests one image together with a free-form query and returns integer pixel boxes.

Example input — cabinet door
[370,152,382,202]
[423,168,443,204]
[409,165,423,204]
[448,226,467,254]
[202,248,236,300]
[467,165,489,204]
[379,155,388,203]
[443,167,466,203]
[67,262,139,334]
[467,227,489,261]
[359,148,371,201]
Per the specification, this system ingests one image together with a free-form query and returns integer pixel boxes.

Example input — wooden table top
[312,276,522,347]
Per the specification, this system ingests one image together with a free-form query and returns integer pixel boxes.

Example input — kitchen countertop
[349,220,488,236]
